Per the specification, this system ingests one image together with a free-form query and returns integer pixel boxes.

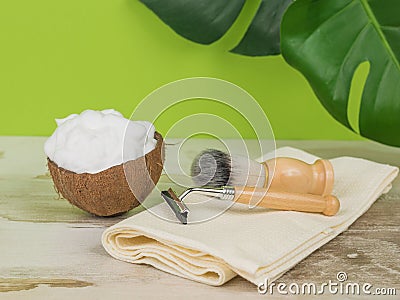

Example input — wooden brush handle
[265,158,334,196]
[234,186,340,216]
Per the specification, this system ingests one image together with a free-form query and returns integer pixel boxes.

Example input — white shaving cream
[44,109,157,174]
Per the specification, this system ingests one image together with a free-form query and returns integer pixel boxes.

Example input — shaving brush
[191,149,334,196]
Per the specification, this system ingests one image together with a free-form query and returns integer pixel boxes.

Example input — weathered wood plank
[0,137,399,299]
[0,278,93,293]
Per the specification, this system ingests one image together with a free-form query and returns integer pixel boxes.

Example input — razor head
[161,188,189,224]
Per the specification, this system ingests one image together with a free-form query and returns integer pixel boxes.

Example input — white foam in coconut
[44,109,157,174]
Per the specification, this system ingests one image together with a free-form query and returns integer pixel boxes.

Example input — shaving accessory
[191,149,334,196]
[161,186,340,224]
[161,188,190,224]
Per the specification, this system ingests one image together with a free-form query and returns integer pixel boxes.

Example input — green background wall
[0,0,362,140]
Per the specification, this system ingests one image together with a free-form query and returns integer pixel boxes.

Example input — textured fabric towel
[102,147,398,286]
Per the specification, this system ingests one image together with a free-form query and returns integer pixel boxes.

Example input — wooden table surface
[0,137,399,299]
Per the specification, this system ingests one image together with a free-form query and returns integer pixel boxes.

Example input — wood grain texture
[0,278,93,293]
[0,137,399,299]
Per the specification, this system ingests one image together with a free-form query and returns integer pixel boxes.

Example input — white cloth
[102,147,398,286]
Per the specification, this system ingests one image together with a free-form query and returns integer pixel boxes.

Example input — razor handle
[233,186,340,216]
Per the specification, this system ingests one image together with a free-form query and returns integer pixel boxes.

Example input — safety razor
[161,186,340,224]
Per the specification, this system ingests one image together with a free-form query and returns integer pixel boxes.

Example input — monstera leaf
[139,0,400,146]
[231,0,293,55]
[281,0,400,147]
[139,0,293,56]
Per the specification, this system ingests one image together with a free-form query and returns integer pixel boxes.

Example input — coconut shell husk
[47,132,164,217]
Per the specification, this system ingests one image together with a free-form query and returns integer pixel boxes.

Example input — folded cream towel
[102,147,398,286]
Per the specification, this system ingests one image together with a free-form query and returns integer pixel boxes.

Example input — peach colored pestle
[234,186,340,216]
[263,158,334,196]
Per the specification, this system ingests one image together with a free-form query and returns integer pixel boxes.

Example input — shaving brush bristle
[190,149,266,187]
[190,149,231,187]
